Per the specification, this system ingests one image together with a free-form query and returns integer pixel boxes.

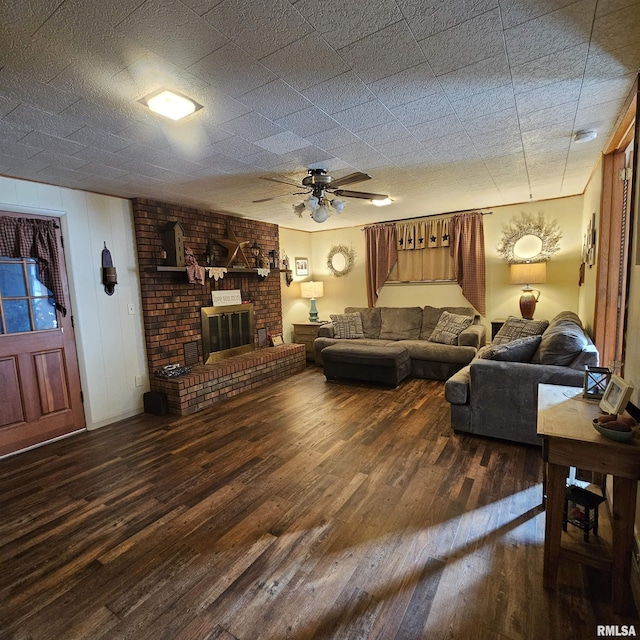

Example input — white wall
[0,176,148,430]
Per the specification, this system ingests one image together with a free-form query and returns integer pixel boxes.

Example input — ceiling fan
[255,169,390,223]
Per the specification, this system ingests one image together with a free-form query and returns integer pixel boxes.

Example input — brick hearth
[132,198,301,415]
[151,344,306,415]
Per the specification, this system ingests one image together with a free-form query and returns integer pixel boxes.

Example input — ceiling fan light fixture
[331,198,345,213]
[143,89,200,121]
[371,197,392,206]
[311,205,330,223]
[306,195,320,210]
[293,202,306,217]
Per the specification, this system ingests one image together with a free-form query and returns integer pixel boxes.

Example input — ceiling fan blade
[334,189,389,200]
[330,172,371,188]
[252,196,277,203]
[259,175,301,188]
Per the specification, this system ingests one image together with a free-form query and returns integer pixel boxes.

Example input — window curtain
[449,212,486,316]
[390,218,454,281]
[364,223,397,307]
[0,216,67,316]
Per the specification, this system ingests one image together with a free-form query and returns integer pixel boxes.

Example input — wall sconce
[300,281,324,322]
[510,262,546,319]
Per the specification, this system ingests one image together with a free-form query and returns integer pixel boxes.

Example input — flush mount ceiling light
[142,89,202,121]
[371,197,393,206]
[573,129,597,143]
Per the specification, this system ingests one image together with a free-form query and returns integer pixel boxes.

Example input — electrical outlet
[127,304,135,315]
[135,375,143,387]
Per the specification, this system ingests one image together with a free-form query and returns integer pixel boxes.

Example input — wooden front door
[0,213,84,456]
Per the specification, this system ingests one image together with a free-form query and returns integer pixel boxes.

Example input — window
[0,257,58,334]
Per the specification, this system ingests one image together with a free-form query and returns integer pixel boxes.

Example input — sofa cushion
[445,365,471,404]
[428,311,473,345]
[478,335,542,362]
[420,306,475,340]
[401,340,477,364]
[532,319,589,366]
[493,316,549,345]
[346,306,381,339]
[330,313,364,339]
[379,307,423,340]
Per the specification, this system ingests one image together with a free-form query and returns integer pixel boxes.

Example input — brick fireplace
[132,198,305,415]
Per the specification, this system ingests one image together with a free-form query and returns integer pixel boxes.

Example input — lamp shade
[300,281,324,299]
[510,262,546,285]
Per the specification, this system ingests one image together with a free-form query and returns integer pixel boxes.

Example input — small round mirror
[331,252,346,273]
[513,234,543,260]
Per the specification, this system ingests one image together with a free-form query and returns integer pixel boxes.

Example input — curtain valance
[0,216,67,316]
[396,218,450,251]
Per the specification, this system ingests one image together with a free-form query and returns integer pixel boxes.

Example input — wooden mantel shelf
[156,266,291,274]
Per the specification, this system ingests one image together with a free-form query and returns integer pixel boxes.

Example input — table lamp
[510,262,546,319]
[300,280,324,322]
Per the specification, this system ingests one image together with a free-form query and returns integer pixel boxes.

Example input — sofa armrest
[458,324,486,349]
[317,322,335,338]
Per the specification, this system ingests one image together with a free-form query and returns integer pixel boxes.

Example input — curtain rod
[362,210,492,228]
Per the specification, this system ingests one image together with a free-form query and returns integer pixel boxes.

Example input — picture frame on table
[270,333,284,346]
[295,257,309,276]
[599,375,634,415]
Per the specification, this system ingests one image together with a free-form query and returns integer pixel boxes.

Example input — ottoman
[321,343,411,387]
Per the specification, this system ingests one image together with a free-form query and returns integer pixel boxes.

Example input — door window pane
[0,263,27,297]
[32,297,58,330]
[5,299,31,333]
[28,262,52,297]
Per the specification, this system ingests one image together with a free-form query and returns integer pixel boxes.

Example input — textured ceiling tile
[592,3,640,49]
[325,139,377,162]
[203,0,312,59]
[238,80,311,120]
[358,121,412,146]
[254,131,313,155]
[0,68,78,116]
[583,42,640,86]
[29,149,90,170]
[418,9,504,76]
[70,162,129,179]
[270,145,334,169]
[390,91,453,127]
[504,1,596,67]
[260,33,349,92]
[419,136,478,164]
[191,88,251,125]
[64,0,146,27]
[115,121,172,150]
[195,154,253,173]
[331,100,395,134]
[294,0,403,49]
[0,0,65,35]
[578,73,636,109]
[521,129,571,154]
[452,84,515,120]
[208,135,263,159]
[18,130,86,155]
[438,54,511,102]
[59,99,139,135]
[392,148,437,167]
[368,63,439,109]
[118,0,229,68]
[74,145,139,169]
[4,105,83,138]
[463,106,520,135]
[376,136,426,159]
[188,43,276,97]
[302,72,374,115]
[511,43,589,95]
[220,113,284,143]
[499,0,580,29]
[304,127,362,151]
[514,78,582,116]
[519,100,577,132]
[242,148,291,170]
[0,96,20,118]
[397,0,497,40]
[1,140,45,161]
[275,106,339,137]
[407,114,465,141]
[117,144,176,166]
[338,22,426,84]
[179,0,223,16]
[574,98,625,128]
[65,126,135,153]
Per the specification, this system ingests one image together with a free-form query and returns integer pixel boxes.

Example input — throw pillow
[478,335,542,362]
[493,316,549,345]
[330,313,364,339]
[428,311,473,345]
[345,306,381,339]
[420,306,474,340]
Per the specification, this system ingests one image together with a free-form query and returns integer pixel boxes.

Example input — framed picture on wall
[295,257,309,276]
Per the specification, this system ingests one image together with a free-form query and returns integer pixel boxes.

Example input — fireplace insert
[201,303,255,363]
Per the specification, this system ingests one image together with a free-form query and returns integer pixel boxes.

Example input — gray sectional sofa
[313,306,486,381]
[445,312,598,446]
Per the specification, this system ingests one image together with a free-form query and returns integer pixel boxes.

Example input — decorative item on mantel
[215,226,252,268]
[162,221,185,267]
[185,247,205,285]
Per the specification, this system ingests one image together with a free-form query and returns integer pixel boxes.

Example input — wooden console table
[537,383,640,614]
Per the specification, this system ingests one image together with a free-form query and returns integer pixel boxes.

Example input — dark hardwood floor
[1,367,637,639]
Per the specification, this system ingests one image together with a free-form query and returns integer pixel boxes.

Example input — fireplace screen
[201,304,255,364]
